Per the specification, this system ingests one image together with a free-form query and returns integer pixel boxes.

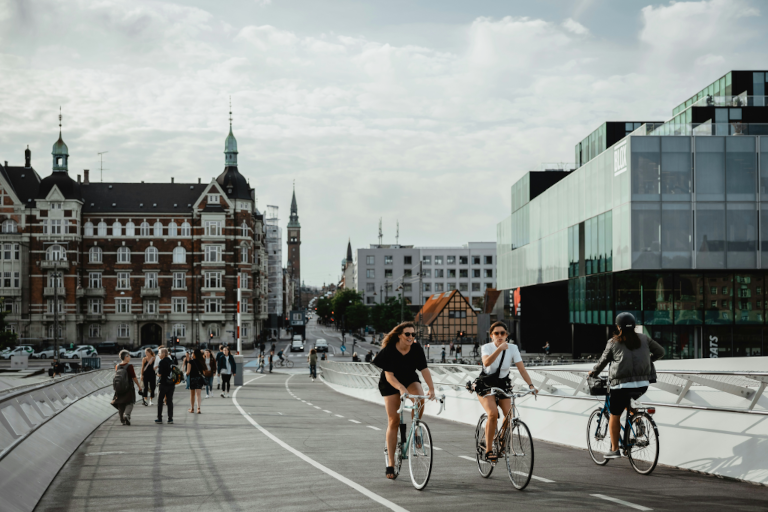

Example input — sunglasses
[402,332,416,338]
[492,331,507,336]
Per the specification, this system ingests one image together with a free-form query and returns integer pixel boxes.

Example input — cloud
[562,18,590,36]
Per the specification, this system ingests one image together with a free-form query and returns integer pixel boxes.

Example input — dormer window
[50,202,62,210]
[208,194,219,204]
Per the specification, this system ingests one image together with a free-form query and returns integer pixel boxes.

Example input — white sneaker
[221,393,225,398]
[149,400,152,406]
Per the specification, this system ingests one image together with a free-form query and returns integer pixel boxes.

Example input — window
[145,246,159,263]
[208,194,220,204]
[125,221,135,237]
[460,269,468,278]
[181,222,191,236]
[435,256,443,265]
[2,244,18,261]
[366,296,374,304]
[168,222,178,237]
[47,300,63,313]
[447,255,455,264]
[404,269,412,277]
[140,222,150,236]
[384,255,393,265]
[385,283,393,292]
[205,298,222,313]
[366,283,375,292]
[472,283,480,292]
[173,272,185,289]
[459,256,468,264]
[116,298,131,314]
[44,219,62,234]
[366,255,375,265]
[46,245,65,261]
[173,246,186,263]
[241,221,248,237]
[448,269,456,278]
[172,298,187,313]
[145,272,158,288]
[84,221,93,236]
[112,221,122,237]
[117,272,130,289]
[144,300,158,314]
[88,324,101,338]
[473,269,480,278]
[422,255,431,264]
[472,256,480,265]
[384,269,393,278]
[484,269,493,278]
[404,256,412,265]
[422,269,431,278]
[154,221,163,237]
[205,221,223,237]
[2,272,10,287]
[447,283,456,290]
[117,246,130,263]
[204,245,222,262]
[8,272,19,288]
[241,302,249,313]
[50,202,62,210]
[2,220,17,233]
[435,283,444,292]
[89,246,102,263]
[486,283,493,289]
[205,272,223,288]
[208,324,220,337]
[459,283,468,292]
[242,323,250,338]
[485,256,493,265]
[240,272,249,289]
[403,283,412,292]
[423,283,431,292]
[172,323,186,337]
[47,273,63,288]
[88,272,102,289]
[117,324,130,338]
[435,269,444,278]
[47,324,63,339]
[97,221,107,236]
[241,245,248,263]
[13,244,18,260]
[366,269,375,279]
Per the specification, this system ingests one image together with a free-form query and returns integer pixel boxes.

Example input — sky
[1,0,767,286]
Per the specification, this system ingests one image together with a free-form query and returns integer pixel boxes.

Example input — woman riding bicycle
[477,321,537,462]
[372,321,436,480]
[589,313,665,459]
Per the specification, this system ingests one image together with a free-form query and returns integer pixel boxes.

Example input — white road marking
[590,495,652,511]
[323,410,331,413]
[458,455,475,462]
[278,412,283,415]
[233,377,409,512]
[367,426,381,431]
[335,414,344,418]
[349,419,361,424]
[85,451,126,457]
[314,406,321,409]
[511,471,555,483]
[307,403,314,406]
[432,446,443,451]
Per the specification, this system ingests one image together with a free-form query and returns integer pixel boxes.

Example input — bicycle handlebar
[485,387,537,400]
[397,393,447,415]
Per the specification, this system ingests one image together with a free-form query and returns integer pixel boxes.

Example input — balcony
[0,288,22,297]
[201,287,226,294]
[86,313,105,322]
[200,313,225,323]
[44,287,66,297]
[135,314,167,322]
[140,287,161,298]
[41,260,69,270]
[43,312,65,322]
[85,287,106,297]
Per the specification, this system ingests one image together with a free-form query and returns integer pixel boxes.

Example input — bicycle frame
[396,393,445,459]
[595,395,654,453]
[483,387,535,455]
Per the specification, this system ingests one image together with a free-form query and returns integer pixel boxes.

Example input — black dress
[188,358,204,390]
[372,342,428,397]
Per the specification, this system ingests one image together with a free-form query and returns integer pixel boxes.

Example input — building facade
[0,118,267,348]
[497,70,768,359]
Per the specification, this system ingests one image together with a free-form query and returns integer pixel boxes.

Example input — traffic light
[175,337,180,344]
[210,333,213,340]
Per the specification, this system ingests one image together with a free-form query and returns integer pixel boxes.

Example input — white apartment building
[354,242,496,309]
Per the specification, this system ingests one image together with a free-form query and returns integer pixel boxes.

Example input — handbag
[588,375,608,396]
[466,348,506,395]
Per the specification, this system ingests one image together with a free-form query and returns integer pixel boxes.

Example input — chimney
[171,177,174,183]
[198,177,201,184]
[83,169,90,184]
[24,146,31,168]
[77,174,81,183]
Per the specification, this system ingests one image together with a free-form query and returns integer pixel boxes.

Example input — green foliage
[316,296,333,320]
[331,288,363,323]
[370,296,414,333]
[0,299,17,350]
[345,303,369,331]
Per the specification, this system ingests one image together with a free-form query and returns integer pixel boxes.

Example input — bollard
[234,354,244,386]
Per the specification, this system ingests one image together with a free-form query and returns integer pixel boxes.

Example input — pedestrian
[203,349,216,399]
[450,342,455,356]
[320,352,327,361]
[365,350,373,363]
[259,342,265,355]
[543,341,551,356]
[155,348,174,424]
[268,347,274,373]
[112,350,142,426]
[140,347,156,406]
[219,346,236,397]
[455,343,462,362]
[441,346,446,363]
[258,353,265,373]
[352,352,360,362]
[473,340,479,357]
[216,344,224,389]
[308,348,317,382]
[185,348,205,414]
[182,351,191,390]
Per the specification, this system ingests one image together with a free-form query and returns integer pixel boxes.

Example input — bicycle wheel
[285,360,294,368]
[475,414,494,478]
[408,420,433,490]
[505,420,534,490]
[628,412,659,475]
[586,409,610,466]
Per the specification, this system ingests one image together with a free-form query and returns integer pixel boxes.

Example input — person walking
[181,351,191,390]
[202,349,216,399]
[185,348,205,414]
[308,348,317,382]
[155,348,175,424]
[140,347,156,406]
[365,350,373,363]
[352,352,360,362]
[455,343,462,362]
[257,353,265,373]
[589,313,665,459]
[449,341,454,357]
[216,344,224,389]
[218,346,236,397]
[441,346,446,363]
[268,347,275,373]
[112,350,142,426]
[473,340,479,357]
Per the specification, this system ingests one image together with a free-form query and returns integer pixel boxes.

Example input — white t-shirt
[481,342,522,379]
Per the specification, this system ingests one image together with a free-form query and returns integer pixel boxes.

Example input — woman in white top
[478,321,537,461]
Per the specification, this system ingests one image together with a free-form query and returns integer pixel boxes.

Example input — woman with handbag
[140,347,156,406]
[202,349,216,399]
[589,313,665,459]
[476,321,537,462]
[186,348,205,414]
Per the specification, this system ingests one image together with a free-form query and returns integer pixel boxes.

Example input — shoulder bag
[466,348,506,395]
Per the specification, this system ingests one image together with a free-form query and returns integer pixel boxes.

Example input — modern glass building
[497,70,768,359]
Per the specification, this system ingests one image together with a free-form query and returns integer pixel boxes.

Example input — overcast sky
[1,0,767,286]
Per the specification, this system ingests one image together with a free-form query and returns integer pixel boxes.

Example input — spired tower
[287,182,301,284]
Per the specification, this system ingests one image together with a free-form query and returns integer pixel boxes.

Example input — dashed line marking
[349,419,361,424]
[458,455,475,462]
[335,414,344,418]
[512,471,555,483]
[85,451,126,457]
[590,495,652,511]
[367,426,381,431]
[323,410,331,413]
[314,406,321,409]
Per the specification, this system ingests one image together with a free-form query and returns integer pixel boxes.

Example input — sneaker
[217,384,220,389]
[124,417,131,426]
[149,400,153,406]
[604,450,621,459]
[155,418,163,424]
[120,416,126,425]
[205,394,210,399]
[221,393,225,398]
[167,419,173,424]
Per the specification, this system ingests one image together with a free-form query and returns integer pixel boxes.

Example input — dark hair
[612,326,641,350]
[489,321,508,335]
[381,321,416,348]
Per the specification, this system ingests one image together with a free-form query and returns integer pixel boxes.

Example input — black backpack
[113,365,132,394]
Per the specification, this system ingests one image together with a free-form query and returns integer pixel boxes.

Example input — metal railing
[0,370,113,462]
[319,361,768,416]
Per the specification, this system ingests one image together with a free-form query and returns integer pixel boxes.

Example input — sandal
[385,466,396,479]
[188,408,193,413]
[197,408,201,414]
[415,435,423,449]
[485,450,498,462]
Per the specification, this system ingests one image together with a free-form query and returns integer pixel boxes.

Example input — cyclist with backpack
[113,350,142,426]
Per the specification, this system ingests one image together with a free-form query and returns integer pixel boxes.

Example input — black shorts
[609,386,648,415]
[476,376,512,398]
[378,377,420,397]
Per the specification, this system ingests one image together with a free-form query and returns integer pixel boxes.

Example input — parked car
[1,345,35,359]
[63,345,98,359]
[290,339,304,352]
[129,345,158,358]
[96,342,119,354]
[314,339,328,353]
[34,346,67,359]
[169,346,186,363]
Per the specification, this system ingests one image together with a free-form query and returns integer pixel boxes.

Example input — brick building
[0,118,268,348]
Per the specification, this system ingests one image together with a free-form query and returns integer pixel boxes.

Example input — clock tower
[287,183,301,284]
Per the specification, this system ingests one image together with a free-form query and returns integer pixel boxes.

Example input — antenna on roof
[97,151,109,182]
[58,107,62,135]
[396,220,399,245]
[229,96,232,129]
[378,218,383,246]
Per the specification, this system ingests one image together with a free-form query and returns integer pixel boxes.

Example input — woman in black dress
[186,348,205,414]
[372,321,436,479]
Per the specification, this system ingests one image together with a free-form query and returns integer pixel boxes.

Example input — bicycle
[470,387,536,490]
[275,357,294,368]
[586,378,660,475]
[384,393,446,490]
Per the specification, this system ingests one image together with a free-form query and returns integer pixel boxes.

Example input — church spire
[224,97,238,167]
[288,181,300,228]
[346,238,353,263]
[52,106,69,173]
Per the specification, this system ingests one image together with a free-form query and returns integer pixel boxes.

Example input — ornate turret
[288,182,300,228]
[224,97,238,167]
[217,100,251,200]
[52,108,68,173]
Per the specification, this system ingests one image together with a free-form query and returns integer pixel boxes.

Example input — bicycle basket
[588,376,608,396]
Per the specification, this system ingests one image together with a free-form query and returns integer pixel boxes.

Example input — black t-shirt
[158,357,173,384]
[373,342,428,391]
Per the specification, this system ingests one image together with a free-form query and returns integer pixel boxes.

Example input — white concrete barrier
[320,357,768,485]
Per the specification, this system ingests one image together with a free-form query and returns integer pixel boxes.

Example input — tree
[331,288,363,326]
[0,299,17,350]
[316,297,333,322]
[345,302,369,332]
[370,296,414,333]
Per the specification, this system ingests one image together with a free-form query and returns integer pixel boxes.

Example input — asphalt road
[36,362,768,511]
